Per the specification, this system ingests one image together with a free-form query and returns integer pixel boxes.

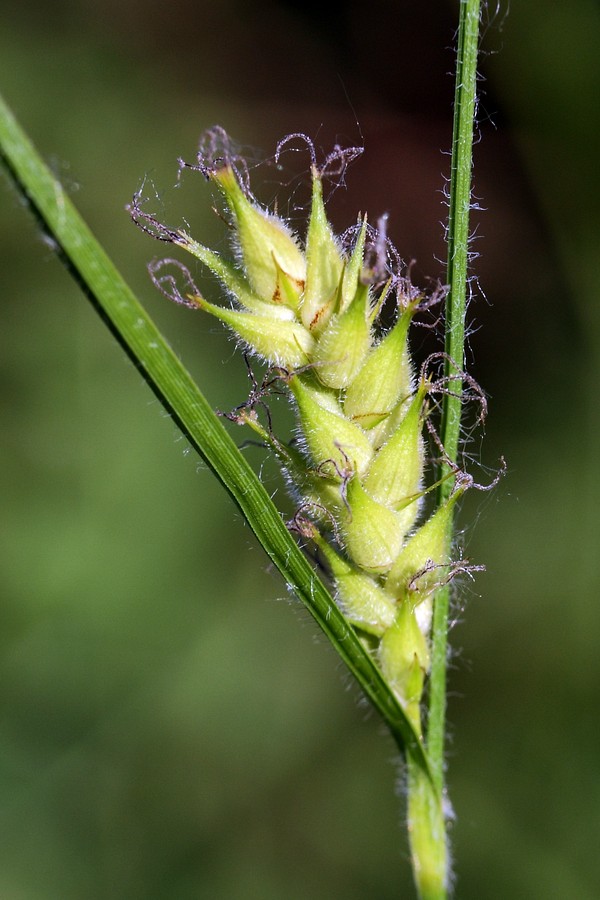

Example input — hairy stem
[429,0,481,777]
[408,1,482,897]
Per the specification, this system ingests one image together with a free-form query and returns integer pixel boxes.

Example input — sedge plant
[0,1,486,895]
[130,110,490,896]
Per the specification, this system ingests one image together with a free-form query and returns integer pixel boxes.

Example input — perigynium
[130,127,490,897]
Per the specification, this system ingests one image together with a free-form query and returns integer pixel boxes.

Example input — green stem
[408,2,482,897]
[0,90,435,784]
[407,751,448,900]
[429,0,481,776]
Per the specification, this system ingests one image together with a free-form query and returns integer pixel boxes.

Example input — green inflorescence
[135,130,471,738]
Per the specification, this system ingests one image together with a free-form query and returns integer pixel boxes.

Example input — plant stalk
[408,1,482,897]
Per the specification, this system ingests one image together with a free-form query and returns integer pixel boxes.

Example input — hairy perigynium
[131,130,477,737]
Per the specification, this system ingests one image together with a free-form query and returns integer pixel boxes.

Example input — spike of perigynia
[343,303,415,429]
[211,165,306,305]
[195,296,313,367]
[288,375,373,479]
[300,169,344,333]
[142,134,486,843]
[312,282,371,389]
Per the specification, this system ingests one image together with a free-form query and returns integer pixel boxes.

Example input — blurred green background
[1,1,599,897]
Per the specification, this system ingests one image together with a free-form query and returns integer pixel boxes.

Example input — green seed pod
[288,374,373,479]
[364,382,427,511]
[312,282,371,389]
[384,489,462,601]
[194,296,313,367]
[312,530,397,636]
[300,169,344,333]
[211,165,306,305]
[378,600,430,732]
[340,476,408,573]
[343,304,415,430]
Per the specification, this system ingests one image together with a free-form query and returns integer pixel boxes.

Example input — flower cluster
[132,130,475,735]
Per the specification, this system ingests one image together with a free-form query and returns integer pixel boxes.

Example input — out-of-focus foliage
[1,1,598,898]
